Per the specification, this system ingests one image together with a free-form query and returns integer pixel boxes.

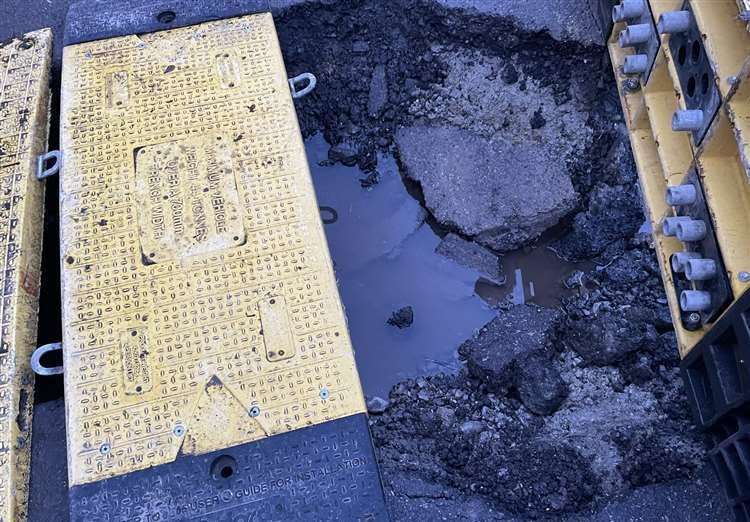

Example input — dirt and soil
[275,0,729,519]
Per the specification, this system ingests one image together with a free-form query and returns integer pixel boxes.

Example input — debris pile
[277,0,718,518]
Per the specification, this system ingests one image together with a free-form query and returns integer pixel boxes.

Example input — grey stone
[367,64,388,117]
[565,309,660,366]
[460,420,485,435]
[436,406,456,426]
[518,353,568,416]
[435,233,504,284]
[387,306,414,329]
[459,305,567,415]
[564,270,586,289]
[529,108,547,129]
[367,395,391,414]
[433,0,611,44]
[554,184,645,260]
[396,126,578,252]
[352,40,370,54]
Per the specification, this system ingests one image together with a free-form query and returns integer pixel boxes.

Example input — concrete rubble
[397,125,579,251]
[274,0,725,518]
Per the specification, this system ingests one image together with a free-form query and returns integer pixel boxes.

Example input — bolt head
[99,443,111,455]
[173,424,185,437]
[319,388,330,400]
[623,78,641,92]
[688,312,701,323]
[249,406,260,417]
[739,272,750,283]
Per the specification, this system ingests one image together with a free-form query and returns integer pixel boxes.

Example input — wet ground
[310,135,494,395]
[2,0,734,520]
[308,134,591,396]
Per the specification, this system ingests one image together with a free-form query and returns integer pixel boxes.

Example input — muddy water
[476,241,594,309]
[307,134,585,397]
[308,135,491,396]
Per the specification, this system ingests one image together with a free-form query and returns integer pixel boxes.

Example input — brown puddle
[476,240,594,309]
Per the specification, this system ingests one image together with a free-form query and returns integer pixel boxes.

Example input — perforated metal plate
[668,0,721,145]
[60,13,367,491]
[0,29,50,522]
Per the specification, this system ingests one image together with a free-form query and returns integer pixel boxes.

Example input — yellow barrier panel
[60,13,366,487]
[0,29,51,521]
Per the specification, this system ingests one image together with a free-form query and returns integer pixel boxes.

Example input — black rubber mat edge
[69,412,389,521]
[64,0,272,46]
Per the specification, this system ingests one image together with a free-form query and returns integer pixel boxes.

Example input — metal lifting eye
[288,73,317,99]
[31,342,64,376]
[37,151,62,180]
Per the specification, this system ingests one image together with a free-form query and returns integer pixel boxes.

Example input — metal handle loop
[37,150,61,180]
[31,342,63,376]
[289,73,317,99]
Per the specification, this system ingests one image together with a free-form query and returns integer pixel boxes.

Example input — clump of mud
[370,241,704,517]
[277,0,709,518]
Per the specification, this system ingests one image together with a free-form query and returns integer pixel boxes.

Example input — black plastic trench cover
[69,414,387,521]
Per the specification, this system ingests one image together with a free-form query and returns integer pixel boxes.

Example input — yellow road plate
[60,13,366,487]
[0,30,50,521]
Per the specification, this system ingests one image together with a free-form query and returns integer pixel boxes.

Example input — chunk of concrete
[435,233,504,284]
[566,309,660,366]
[459,305,567,415]
[328,140,360,167]
[554,183,644,260]
[387,306,414,329]
[432,0,612,44]
[397,126,578,252]
[460,420,485,435]
[368,64,388,117]
[367,396,391,414]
